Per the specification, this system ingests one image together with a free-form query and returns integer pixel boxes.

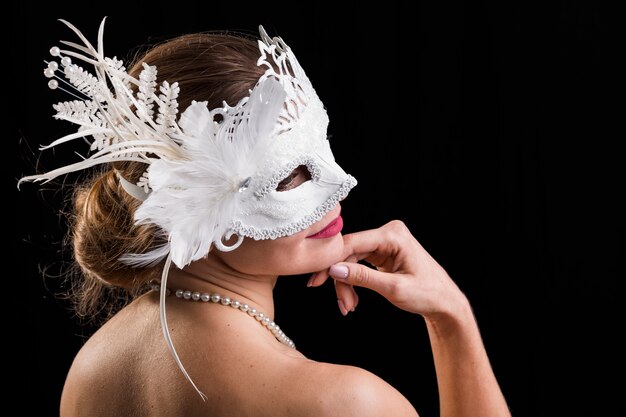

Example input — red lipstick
[306,215,343,239]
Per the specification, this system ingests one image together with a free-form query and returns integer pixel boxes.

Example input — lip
[306,215,343,239]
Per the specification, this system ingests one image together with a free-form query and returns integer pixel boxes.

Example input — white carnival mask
[20,18,357,269]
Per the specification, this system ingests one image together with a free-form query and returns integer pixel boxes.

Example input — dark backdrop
[9,1,622,416]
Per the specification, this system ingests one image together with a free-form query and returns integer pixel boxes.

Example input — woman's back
[60,292,418,417]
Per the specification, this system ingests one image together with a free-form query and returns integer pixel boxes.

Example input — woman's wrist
[423,294,476,339]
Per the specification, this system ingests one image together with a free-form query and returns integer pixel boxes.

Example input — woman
[22,19,510,416]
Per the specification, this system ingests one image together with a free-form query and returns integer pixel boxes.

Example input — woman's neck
[165,253,278,319]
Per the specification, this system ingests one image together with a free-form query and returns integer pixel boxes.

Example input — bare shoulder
[60,298,157,417]
[60,326,118,416]
[291,361,419,417]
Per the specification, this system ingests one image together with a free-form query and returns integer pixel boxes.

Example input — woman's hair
[69,32,265,321]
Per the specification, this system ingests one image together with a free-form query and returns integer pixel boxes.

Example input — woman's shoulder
[283,360,419,417]
[65,294,159,369]
[60,296,162,416]
[59,294,419,417]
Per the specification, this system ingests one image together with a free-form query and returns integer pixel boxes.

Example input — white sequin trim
[232,175,357,240]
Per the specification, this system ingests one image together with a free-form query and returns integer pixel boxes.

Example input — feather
[177,101,213,138]
[58,40,95,56]
[53,99,98,120]
[97,17,106,57]
[58,19,98,55]
[119,242,170,267]
[132,79,286,268]
[136,63,157,118]
[39,128,110,150]
[156,81,180,134]
[241,76,286,148]
[63,63,106,102]
[158,254,208,401]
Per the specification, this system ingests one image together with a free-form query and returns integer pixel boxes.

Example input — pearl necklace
[150,281,295,349]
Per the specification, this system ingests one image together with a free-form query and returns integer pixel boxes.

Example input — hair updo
[70,32,265,321]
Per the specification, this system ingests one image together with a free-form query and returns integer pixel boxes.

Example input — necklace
[150,280,295,349]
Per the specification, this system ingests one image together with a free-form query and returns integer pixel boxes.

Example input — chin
[301,233,346,272]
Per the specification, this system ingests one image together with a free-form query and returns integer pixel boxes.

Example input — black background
[9,1,622,416]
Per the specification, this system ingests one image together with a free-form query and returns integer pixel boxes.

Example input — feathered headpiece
[21,18,356,269]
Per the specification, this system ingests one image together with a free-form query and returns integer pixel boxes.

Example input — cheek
[218,233,345,275]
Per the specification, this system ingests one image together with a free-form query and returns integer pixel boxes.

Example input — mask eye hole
[276,165,311,192]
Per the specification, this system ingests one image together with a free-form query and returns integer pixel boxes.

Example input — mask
[20,19,357,269]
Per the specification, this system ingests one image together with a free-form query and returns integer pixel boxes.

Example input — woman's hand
[309,220,512,417]
[308,220,468,319]
[310,220,512,416]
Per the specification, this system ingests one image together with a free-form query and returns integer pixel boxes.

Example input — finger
[307,270,329,287]
[334,281,359,315]
[341,227,391,260]
[328,262,396,295]
[307,253,359,288]
[341,221,418,264]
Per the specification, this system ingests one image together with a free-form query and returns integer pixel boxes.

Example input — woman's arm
[309,220,511,417]
[424,298,510,417]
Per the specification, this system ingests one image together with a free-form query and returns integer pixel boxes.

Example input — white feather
[158,254,208,401]
[133,77,286,267]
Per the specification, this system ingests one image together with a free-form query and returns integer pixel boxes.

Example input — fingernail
[307,274,315,287]
[337,299,348,316]
[329,264,349,279]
